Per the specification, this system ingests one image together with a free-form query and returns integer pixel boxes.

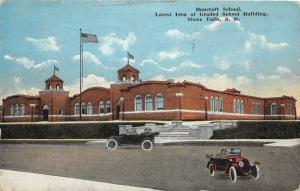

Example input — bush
[0,122,162,139]
[211,121,300,139]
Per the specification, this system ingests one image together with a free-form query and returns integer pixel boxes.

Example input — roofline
[72,86,111,98]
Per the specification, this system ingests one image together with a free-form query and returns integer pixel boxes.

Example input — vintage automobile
[206,148,260,183]
[106,127,159,151]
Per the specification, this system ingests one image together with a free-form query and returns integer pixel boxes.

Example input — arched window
[15,104,19,116]
[99,101,105,114]
[106,101,111,113]
[219,98,223,112]
[81,102,86,115]
[214,97,219,112]
[10,105,14,115]
[145,94,153,111]
[156,93,164,110]
[20,104,25,115]
[241,100,244,114]
[135,95,142,111]
[122,76,126,82]
[75,103,80,115]
[56,85,60,90]
[233,99,236,113]
[210,97,214,112]
[87,102,93,115]
[237,100,240,114]
[271,102,277,115]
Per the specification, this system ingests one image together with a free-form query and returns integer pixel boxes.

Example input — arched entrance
[42,105,49,121]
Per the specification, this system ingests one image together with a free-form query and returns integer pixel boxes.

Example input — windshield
[222,148,241,156]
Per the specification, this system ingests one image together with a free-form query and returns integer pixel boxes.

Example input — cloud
[179,61,203,69]
[4,54,57,69]
[0,0,5,6]
[245,32,288,51]
[141,59,177,72]
[157,50,188,61]
[151,73,251,90]
[256,74,280,80]
[214,55,232,71]
[99,32,136,55]
[140,59,202,72]
[73,51,101,65]
[204,17,244,31]
[72,51,114,70]
[64,74,112,95]
[165,29,202,41]
[25,36,60,51]
[275,66,292,75]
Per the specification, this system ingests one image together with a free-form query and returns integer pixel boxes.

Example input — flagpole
[79,28,82,121]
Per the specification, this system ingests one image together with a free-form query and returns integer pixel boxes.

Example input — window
[87,102,93,115]
[81,102,86,115]
[99,101,105,114]
[145,94,153,111]
[106,101,111,113]
[156,93,164,110]
[75,103,80,115]
[20,104,25,115]
[233,99,236,113]
[241,100,244,114]
[219,98,223,112]
[59,109,64,115]
[210,97,214,112]
[271,102,277,115]
[135,95,142,111]
[15,104,19,116]
[122,76,126,82]
[10,105,14,115]
[237,100,240,114]
[214,97,219,112]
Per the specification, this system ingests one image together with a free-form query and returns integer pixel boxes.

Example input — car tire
[252,165,260,180]
[208,163,216,177]
[141,139,153,151]
[106,139,118,150]
[229,166,237,183]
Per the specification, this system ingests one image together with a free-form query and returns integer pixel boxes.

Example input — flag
[128,52,134,60]
[81,33,98,43]
[54,65,59,71]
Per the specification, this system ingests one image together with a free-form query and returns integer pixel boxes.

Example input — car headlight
[250,161,255,166]
[239,161,244,167]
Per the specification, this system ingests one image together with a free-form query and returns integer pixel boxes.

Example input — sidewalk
[0,138,299,147]
[0,169,160,191]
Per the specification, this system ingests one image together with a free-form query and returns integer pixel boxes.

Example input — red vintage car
[206,148,260,183]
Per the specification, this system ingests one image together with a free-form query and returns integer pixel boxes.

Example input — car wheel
[208,163,216,177]
[106,139,118,150]
[252,165,260,180]
[141,140,153,151]
[229,166,237,183]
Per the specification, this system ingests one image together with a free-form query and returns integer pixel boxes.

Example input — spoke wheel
[106,139,118,150]
[141,140,153,151]
[252,165,260,180]
[229,166,237,183]
[209,163,216,176]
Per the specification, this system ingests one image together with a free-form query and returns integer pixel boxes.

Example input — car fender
[207,161,216,169]
[225,163,239,173]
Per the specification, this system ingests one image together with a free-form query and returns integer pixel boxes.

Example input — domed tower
[45,75,64,90]
[117,64,140,83]
[39,71,69,121]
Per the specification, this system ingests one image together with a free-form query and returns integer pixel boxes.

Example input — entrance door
[116,105,120,120]
[42,105,49,121]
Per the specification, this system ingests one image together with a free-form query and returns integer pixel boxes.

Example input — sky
[0,0,300,113]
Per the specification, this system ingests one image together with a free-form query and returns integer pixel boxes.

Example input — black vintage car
[206,148,260,183]
[106,127,159,151]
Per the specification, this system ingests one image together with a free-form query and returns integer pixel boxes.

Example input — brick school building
[1,63,297,122]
